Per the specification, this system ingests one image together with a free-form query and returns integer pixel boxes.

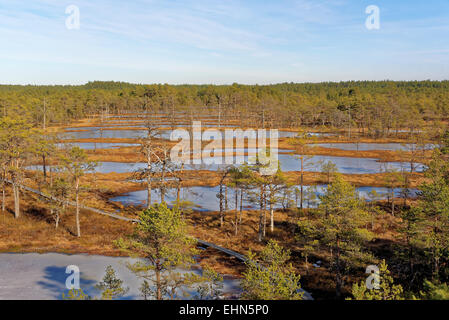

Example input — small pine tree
[296,218,319,274]
[417,150,449,281]
[242,240,303,300]
[95,265,129,300]
[440,129,449,155]
[351,260,404,300]
[195,267,224,300]
[318,175,374,298]
[59,146,96,237]
[139,280,152,300]
[320,160,337,184]
[116,203,199,300]
[420,280,449,300]
[62,288,91,300]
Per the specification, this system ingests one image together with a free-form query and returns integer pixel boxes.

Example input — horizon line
[1,79,449,87]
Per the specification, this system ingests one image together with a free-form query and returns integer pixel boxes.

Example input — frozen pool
[0,253,240,300]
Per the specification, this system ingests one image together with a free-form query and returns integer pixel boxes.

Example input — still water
[28,153,424,174]
[111,185,419,211]
[310,143,436,152]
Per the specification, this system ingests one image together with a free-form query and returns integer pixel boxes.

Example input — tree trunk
[55,210,60,229]
[160,187,165,203]
[404,174,409,206]
[42,154,47,179]
[295,190,298,208]
[234,189,238,213]
[239,188,243,224]
[258,185,264,242]
[263,202,267,237]
[391,191,395,216]
[146,143,152,209]
[75,179,81,237]
[43,98,47,130]
[147,175,152,209]
[219,182,224,227]
[156,264,162,300]
[300,157,304,210]
[13,183,20,218]
[160,161,166,203]
[176,166,184,206]
[408,239,414,278]
[225,186,228,211]
[335,238,342,298]
[234,206,238,236]
[305,254,309,275]
[2,182,5,212]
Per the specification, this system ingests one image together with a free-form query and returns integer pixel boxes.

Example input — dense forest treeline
[0,81,448,136]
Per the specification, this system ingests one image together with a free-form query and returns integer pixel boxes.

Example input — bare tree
[133,119,160,209]
[59,146,96,237]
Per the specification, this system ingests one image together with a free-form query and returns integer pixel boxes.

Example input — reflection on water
[62,129,147,140]
[277,154,425,174]
[27,153,424,174]
[27,162,144,173]
[310,143,436,151]
[57,142,140,150]
[56,126,427,174]
[306,132,337,137]
[197,148,292,156]
[111,185,419,211]
[61,127,303,140]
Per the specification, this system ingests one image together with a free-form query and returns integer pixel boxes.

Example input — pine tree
[440,129,449,155]
[351,260,404,300]
[48,176,71,229]
[62,288,91,300]
[296,218,320,275]
[59,146,96,237]
[0,117,38,218]
[317,175,374,298]
[195,267,224,300]
[139,280,151,300]
[419,280,449,300]
[320,160,337,185]
[242,240,303,300]
[116,203,199,300]
[95,265,129,300]
[418,150,449,281]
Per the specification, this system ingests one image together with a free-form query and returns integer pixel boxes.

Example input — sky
[0,0,448,85]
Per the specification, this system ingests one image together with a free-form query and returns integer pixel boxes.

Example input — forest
[1,80,448,135]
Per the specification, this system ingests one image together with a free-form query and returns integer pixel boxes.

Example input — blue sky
[0,0,448,84]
